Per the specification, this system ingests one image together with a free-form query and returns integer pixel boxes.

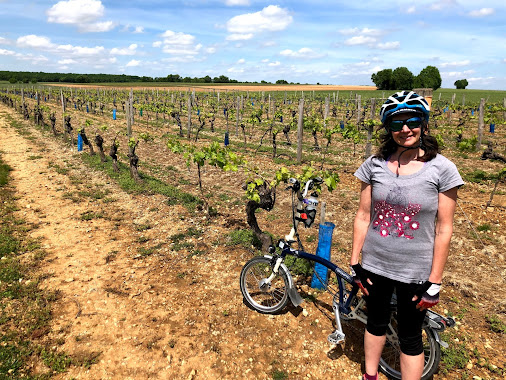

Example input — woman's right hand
[351,263,373,296]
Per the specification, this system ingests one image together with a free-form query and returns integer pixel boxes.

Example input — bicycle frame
[278,243,357,314]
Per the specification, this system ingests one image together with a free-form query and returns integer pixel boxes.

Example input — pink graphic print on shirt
[372,185,421,239]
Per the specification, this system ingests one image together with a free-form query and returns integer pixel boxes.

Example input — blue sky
[0,0,504,89]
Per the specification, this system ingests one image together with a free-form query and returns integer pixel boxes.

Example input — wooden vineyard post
[356,95,362,125]
[60,89,66,140]
[323,96,330,142]
[187,95,192,139]
[236,96,240,137]
[268,94,271,119]
[503,98,506,122]
[476,98,485,151]
[126,93,132,138]
[365,98,376,157]
[297,98,304,163]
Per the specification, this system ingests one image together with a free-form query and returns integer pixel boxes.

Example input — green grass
[80,153,203,212]
[168,227,203,255]
[486,314,506,333]
[477,223,491,232]
[462,169,499,184]
[0,161,11,186]
[225,229,262,250]
[440,334,470,372]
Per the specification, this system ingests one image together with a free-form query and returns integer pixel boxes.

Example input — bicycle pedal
[327,330,345,345]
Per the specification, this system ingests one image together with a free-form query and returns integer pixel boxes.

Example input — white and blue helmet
[379,91,430,124]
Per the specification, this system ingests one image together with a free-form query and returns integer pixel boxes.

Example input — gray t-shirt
[354,154,464,283]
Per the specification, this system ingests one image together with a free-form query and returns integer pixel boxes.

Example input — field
[0,83,505,379]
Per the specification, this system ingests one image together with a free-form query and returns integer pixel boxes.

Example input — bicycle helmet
[380,91,430,123]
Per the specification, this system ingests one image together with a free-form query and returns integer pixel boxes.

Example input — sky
[0,0,505,90]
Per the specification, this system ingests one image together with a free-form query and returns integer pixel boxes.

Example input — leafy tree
[213,75,231,83]
[276,79,289,84]
[166,74,182,82]
[414,65,442,90]
[391,67,414,90]
[8,77,17,84]
[371,69,393,90]
[75,74,89,83]
[454,79,469,89]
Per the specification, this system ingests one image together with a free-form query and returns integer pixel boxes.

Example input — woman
[350,91,464,380]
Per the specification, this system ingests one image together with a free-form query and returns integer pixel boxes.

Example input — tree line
[0,71,299,85]
[371,65,443,91]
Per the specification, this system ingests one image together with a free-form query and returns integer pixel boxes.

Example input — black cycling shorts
[363,270,427,356]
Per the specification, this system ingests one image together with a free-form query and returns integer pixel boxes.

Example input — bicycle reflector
[296,208,316,228]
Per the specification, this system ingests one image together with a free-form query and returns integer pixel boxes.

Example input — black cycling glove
[413,281,441,310]
[351,264,371,296]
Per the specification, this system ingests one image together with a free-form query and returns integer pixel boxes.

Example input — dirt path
[0,105,368,379]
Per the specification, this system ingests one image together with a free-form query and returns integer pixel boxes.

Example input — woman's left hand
[412,281,441,310]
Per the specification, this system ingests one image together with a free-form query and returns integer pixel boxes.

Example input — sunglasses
[388,117,423,132]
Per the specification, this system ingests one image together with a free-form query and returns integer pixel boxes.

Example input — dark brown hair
[374,119,439,162]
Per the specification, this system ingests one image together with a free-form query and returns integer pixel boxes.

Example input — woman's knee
[399,333,424,356]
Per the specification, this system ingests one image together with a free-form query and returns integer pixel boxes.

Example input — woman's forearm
[429,188,458,283]
[351,182,372,266]
[351,213,370,265]
[429,224,453,283]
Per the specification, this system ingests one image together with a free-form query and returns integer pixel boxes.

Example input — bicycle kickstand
[328,298,346,344]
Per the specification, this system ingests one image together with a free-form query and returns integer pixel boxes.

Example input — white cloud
[152,41,162,48]
[268,61,280,66]
[225,0,250,5]
[110,44,138,55]
[79,21,116,33]
[226,5,292,37]
[377,41,400,50]
[126,59,140,67]
[442,70,475,78]
[0,37,10,45]
[344,36,377,46]
[16,34,110,68]
[205,47,216,54]
[133,26,144,33]
[161,30,194,45]
[429,0,457,11]
[0,48,15,56]
[17,35,54,49]
[469,8,495,17]
[405,6,416,14]
[58,58,77,64]
[339,27,379,36]
[14,53,50,65]
[227,67,244,73]
[57,44,105,56]
[237,58,245,64]
[159,30,202,60]
[226,33,254,41]
[279,47,324,59]
[46,0,115,32]
[440,60,470,68]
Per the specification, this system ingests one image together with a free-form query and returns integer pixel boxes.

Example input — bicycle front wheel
[379,320,441,380]
[240,256,290,314]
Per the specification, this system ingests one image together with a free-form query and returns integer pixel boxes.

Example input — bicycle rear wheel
[379,316,441,380]
[240,256,290,314]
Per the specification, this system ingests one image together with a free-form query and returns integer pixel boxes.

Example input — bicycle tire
[379,317,441,380]
[240,256,290,314]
